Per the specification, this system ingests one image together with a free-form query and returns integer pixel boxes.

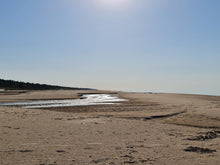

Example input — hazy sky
[0,0,219,95]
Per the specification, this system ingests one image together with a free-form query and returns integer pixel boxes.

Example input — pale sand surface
[0,90,220,165]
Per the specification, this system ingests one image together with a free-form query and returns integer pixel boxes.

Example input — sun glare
[96,0,132,7]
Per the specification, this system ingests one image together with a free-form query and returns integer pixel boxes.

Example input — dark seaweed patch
[187,131,220,141]
[184,146,216,154]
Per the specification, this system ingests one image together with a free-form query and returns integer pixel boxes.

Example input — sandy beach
[0,90,220,165]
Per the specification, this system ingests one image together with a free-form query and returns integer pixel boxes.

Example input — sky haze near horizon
[0,0,219,95]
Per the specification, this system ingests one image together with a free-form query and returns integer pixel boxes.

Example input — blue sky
[0,0,219,95]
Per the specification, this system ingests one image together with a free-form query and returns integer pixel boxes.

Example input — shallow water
[0,94,127,108]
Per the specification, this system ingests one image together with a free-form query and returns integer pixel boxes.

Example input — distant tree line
[0,79,90,90]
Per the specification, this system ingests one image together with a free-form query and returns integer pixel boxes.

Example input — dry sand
[0,90,220,165]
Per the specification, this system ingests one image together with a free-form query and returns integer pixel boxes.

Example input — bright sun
[96,0,132,7]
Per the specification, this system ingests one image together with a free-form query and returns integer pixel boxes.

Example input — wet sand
[0,90,220,164]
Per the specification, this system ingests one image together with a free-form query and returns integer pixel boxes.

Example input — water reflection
[0,94,127,108]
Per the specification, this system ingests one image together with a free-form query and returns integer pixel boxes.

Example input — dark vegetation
[0,79,92,90]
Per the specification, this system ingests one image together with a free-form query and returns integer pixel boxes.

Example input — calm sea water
[0,94,127,108]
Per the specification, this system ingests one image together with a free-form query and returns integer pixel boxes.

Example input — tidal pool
[0,94,127,108]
